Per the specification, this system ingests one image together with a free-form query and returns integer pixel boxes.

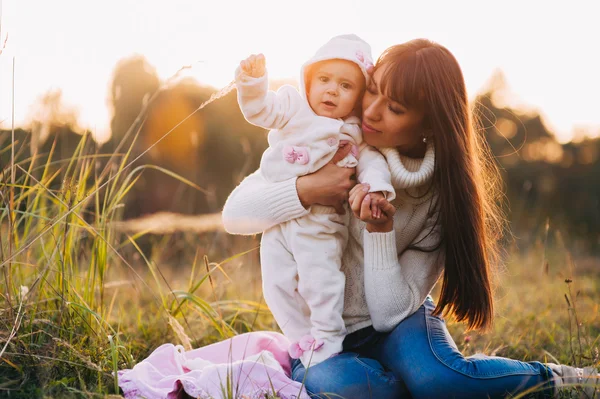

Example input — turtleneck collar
[379,142,435,190]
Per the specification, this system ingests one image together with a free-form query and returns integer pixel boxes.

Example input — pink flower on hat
[355,50,373,75]
[356,51,365,63]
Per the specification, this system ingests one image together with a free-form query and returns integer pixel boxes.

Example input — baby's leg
[260,226,311,343]
[290,206,349,366]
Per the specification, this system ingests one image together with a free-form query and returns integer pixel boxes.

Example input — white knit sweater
[222,143,445,333]
[235,69,395,200]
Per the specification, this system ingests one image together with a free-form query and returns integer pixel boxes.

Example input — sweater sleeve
[221,169,310,235]
[235,68,299,130]
[356,144,396,201]
[363,208,444,332]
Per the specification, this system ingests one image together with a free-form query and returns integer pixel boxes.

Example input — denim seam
[353,355,400,385]
[424,307,539,379]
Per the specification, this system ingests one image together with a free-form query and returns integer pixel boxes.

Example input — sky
[0,0,599,143]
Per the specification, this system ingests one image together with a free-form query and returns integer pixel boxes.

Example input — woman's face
[361,64,427,154]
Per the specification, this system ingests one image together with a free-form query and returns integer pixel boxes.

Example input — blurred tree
[1,90,96,217]
[474,79,600,252]
[113,75,268,218]
[3,60,598,252]
[105,55,160,155]
[26,89,84,160]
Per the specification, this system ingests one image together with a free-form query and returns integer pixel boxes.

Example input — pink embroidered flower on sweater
[283,146,309,165]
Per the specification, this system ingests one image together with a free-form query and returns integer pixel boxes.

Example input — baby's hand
[369,191,386,219]
[240,53,266,78]
[349,184,396,231]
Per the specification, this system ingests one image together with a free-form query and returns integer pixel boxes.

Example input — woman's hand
[349,183,396,233]
[296,142,356,214]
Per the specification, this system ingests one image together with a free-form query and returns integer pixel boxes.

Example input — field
[0,130,598,399]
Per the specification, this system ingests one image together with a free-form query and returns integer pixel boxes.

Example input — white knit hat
[299,34,374,98]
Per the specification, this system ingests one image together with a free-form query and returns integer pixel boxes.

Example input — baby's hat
[299,34,374,97]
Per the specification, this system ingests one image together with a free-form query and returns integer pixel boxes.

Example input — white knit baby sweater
[236,69,395,200]
[222,143,445,333]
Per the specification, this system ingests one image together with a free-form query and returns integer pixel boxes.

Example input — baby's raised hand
[240,53,266,78]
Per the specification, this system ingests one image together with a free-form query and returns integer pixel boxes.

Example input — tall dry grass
[0,75,598,398]
[0,77,279,398]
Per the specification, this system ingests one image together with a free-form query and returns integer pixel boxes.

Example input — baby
[235,34,395,367]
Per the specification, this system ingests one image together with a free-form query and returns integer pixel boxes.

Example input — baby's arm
[356,145,396,218]
[236,54,300,130]
[357,144,396,199]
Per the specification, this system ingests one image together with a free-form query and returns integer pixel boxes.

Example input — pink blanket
[118,331,309,399]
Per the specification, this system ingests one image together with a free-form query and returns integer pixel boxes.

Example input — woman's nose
[363,99,381,121]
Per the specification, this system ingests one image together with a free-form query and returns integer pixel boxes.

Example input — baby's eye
[341,82,352,90]
[319,76,328,82]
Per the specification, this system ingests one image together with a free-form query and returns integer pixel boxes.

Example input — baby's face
[306,60,365,119]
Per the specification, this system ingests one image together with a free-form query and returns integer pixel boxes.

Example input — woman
[222,39,597,398]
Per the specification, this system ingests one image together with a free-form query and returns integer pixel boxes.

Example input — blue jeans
[291,298,555,398]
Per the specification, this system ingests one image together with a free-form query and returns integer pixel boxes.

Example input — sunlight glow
[1,0,599,143]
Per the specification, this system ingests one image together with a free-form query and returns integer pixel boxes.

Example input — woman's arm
[348,184,444,331]
[221,170,308,235]
[222,145,356,235]
[362,214,445,332]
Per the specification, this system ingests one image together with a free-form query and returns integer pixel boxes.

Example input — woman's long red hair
[377,39,507,330]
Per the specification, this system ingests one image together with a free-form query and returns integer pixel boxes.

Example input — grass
[0,131,279,397]
[0,86,599,398]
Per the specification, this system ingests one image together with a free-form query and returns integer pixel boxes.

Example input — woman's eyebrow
[372,78,407,108]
